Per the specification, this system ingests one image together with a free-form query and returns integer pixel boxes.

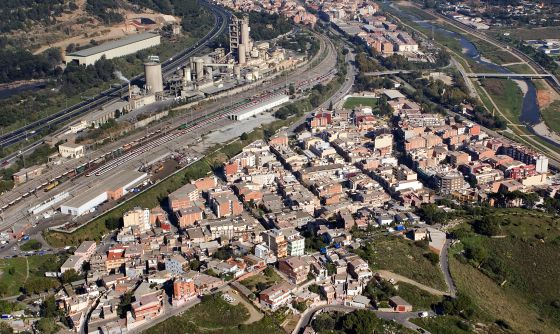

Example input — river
[389,4,542,125]
[0,82,46,100]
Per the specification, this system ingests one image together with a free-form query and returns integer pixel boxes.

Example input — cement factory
[125,14,297,114]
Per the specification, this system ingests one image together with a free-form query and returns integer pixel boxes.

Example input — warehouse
[60,170,147,216]
[228,94,290,121]
[65,32,161,66]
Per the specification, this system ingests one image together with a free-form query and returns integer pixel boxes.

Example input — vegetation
[311,309,414,334]
[85,0,124,25]
[541,100,560,134]
[0,0,68,33]
[129,0,214,39]
[354,236,447,291]
[342,97,378,110]
[0,48,62,83]
[145,294,282,334]
[480,78,523,122]
[240,268,282,293]
[19,239,42,251]
[448,209,560,333]
[246,12,292,41]
[0,254,66,297]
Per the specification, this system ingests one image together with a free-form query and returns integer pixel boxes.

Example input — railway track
[0,1,229,151]
[0,29,337,226]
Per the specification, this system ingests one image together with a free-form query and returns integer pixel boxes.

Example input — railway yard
[0,29,337,238]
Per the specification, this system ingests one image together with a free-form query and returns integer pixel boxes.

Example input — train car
[178,124,188,130]
[44,181,59,192]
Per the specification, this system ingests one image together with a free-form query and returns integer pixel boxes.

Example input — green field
[144,294,282,334]
[240,269,283,293]
[396,282,443,311]
[20,239,43,251]
[356,236,447,291]
[480,78,523,122]
[505,63,534,74]
[448,209,560,333]
[541,100,560,134]
[492,26,560,40]
[343,97,378,109]
[0,254,65,297]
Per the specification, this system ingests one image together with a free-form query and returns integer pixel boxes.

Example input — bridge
[466,73,553,79]
[363,70,412,76]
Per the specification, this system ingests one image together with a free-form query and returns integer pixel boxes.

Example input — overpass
[363,70,412,76]
[466,73,553,79]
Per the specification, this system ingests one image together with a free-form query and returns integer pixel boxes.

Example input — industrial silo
[144,61,163,93]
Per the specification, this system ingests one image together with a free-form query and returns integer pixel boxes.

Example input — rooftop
[68,32,160,57]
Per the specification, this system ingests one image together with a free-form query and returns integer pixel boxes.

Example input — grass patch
[343,97,378,109]
[541,100,560,134]
[240,269,283,293]
[0,254,65,297]
[492,27,560,40]
[411,316,474,334]
[396,282,443,311]
[505,63,534,74]
[356,236,447,291]
[144,294,282,334]
[449,209,560,333]
[20,239,42,251]
[480,78,523,122]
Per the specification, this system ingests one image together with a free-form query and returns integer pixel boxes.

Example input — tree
[40,296,58,318]
[0,322,13,334]
[312,313,336,332]
[424,252,439,265]
[464,244,487,263]
[474,216,501,236]
[263,267,275,278]
[240,132,248,141]
[117,292,134,318]
[441,293,476,319]
[35,318,60,334]
[61,269,82,284]
[288,83,295,95]
[341,309,380,334]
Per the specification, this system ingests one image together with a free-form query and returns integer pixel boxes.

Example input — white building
[65,32,161,66]
[228,94,290,121]
[60,171,147,216]
[59,143,85,159]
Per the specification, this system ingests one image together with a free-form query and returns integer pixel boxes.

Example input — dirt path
[376,270,449,296]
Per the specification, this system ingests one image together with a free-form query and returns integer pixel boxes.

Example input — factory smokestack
[114,71,132,100]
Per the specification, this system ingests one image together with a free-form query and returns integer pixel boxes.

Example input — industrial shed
[60,170,147,216]
[228,94,290,121]
[65,32,161,66]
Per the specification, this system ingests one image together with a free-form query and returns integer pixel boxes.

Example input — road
[439,239,457,298]
[292,304,434,334]
[0,0,229,152]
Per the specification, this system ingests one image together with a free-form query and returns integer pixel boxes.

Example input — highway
[0,29,338,236]
[0,0,229,153]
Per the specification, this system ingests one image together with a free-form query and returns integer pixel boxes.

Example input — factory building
[228,94,290,121]
[60,170,147,216]
[65,32,161,66]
